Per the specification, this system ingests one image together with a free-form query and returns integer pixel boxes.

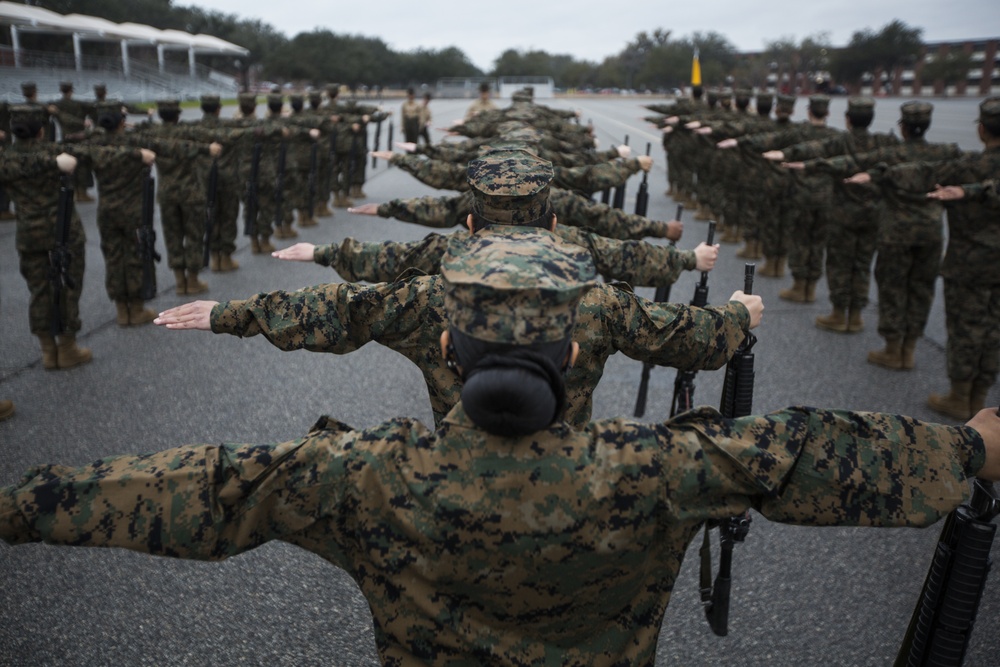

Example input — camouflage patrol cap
[478,140,530,155]
[808,94,830,115]
[326,83,340,97]
[847,96,875,113]
[267,92,284,108]
[21,81,36,96]
[94,83,107,96]
[8,104,47,126]
[441,227,597,345]
[706,88,720,104]
[900,101,933,124]
[776,93,797,114]
[308,89,323,104]
[59,81,73,93]
[735,88,752,103]
[156,99,180,110]
[467,149,554,225]
[200,94,220,106]
[237,92,257,105]
[289,92,304,103]
[976,97,1000,123]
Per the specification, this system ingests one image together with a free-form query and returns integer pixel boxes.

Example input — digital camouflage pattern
[467,150,553,224]
[441,227,596,345]
[0,406,984,665]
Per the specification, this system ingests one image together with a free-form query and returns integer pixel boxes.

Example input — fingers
[153,301,216,330]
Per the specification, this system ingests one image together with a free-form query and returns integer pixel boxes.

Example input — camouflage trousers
[97,205,151,302]
[256,182,292,236]
[873,242,942,339]
[18,237,85,336]
[288,167,313,213]
[824,210,878,311]
[207,187,239,256]
[332,149,355,197]
[74,153,93,192]
[943,280,1000,387]
[758,201,792,259]
[787,207,829,282]
[0,186,10,213]
[160,198,206,272]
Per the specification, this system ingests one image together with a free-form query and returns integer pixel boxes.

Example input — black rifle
[386,120,394,168]
[273,140,287,229]
[633,201,682,418]
[633,142,651,218]
[307,141,318,221]
[137,167,160,301]
[48,173,75,337]
[669,220,716,417]
[347,130,361,193]
[203,158,218,269]
[612,134,630,210]
[894,468,1000,667]
[243,142,262,237]
[700,263,757,637]
[371,117,382,168]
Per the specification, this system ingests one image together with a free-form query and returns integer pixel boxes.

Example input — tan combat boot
[316,202,333,218]
[250,236,263,254]
[297,209,318,227]
[719,225,741,244]
[0,399,13,421]
[847,309,864,333]
[173,269,187,295]
[350,185,367,199]
[804,281,817,303]
[115,301,130,326]
[56,334,93,369]
[927,381,973,421]
[258,236,276,254]
[971,382,991,414]
[867,337,903,370]
[185,270,208,295]
[736,239,762,260]
[333,194,353,208]
[272,224,291,240]
[694,203,711,221]
[779,279,809,303]
[901,337,918,370]
[282,223,298,238]
[209,251,222,272]
[759,255,778,277]
[219,254,240,272]
[37,334,58,369]
[127,300,157,326]
[815,307,848,333]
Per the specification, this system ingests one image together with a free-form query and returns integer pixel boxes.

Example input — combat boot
[37,333,58,370]
[282,223,298,238]
[775,256,787,278]
[719,225,741,244]
[127,300,157,326]
[759,255,778,277]
[272,224,291,240]
[56,334,92,369]
[75,188,94,203]
[173,269,187,295]
[0,399,13,421]
[258,237,276,254]
[316,202,333,218]
[334,194,353,208]
[804,281,817,303]
[209,251,222,272]
[736,239,762,260]
[779,279,808,303]
[250,236,263,254]
[297,209,317,227]
[219,254,240,272]
[867,337,903,370]
[847,309,864,333]
[927,381,973,421]
[815,307,848,333]
[350,185,367,199]
[694,203,711,221]
[115,301,130,326]
[901,337,918,370]
[0,210,14,221]
[185,270,208,295]
[971,382,991,414]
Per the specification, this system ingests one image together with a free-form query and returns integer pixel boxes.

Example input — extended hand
[926,184,965,201]
[271,243,316,262]
[154,301,218,330]
[694,242,719,272]
[347,203,380,215]
[729,290,764,329]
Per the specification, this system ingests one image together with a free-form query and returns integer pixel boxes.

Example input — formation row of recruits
[3,108,1000,662]
[647,89,1000,423]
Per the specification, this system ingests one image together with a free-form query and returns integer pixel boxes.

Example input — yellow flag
[691,48,702,86]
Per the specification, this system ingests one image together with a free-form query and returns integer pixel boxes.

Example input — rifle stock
[372,118,382,168]
[243,142,262,237]
[612,134,629,210]
[48,174,75,337]
[137,168,160,301]
[307,142,318,220]
[203,159,218,268]
[273,141,287,229]
[669,220,715,418]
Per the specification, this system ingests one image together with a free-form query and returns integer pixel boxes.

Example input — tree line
[30,3,966,93]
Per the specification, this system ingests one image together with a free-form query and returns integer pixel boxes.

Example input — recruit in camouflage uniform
[47,81,98,201]
[194,94,242,272]
[1,107,91,370]
[3,218,995,665]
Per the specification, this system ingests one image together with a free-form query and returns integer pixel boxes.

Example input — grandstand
[0,1,248,102]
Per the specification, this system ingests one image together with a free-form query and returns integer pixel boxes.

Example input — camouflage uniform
[48,82,97,198]
[401,93,422,143]
[192,97,242,267]
[0,226,986,666]
[0,135,86,336]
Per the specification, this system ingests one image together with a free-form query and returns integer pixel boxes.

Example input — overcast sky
[193,0,1000,71]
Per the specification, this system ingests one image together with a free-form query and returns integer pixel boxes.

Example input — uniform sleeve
[656,407,984,527]
[391,154,467,190]
[554,158,642,195]
[607,288,750,370]
[0,435,352,563]
[557,227,694,287]
[0,150,60,183]
[377,192,471,229]
[209,279,435,354]
[314,234,448,283]
[551,189,665,240]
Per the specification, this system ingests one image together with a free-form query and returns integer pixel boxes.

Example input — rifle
[137,167,160,301]
[700,262,757,637]
[348,130,361,193]
[243,142,262,237]
[203,158,218,269]
[633,202,683,418]
[894,469,1000,667]
[386,120,394,169]
[633,142,651,218]
[307,141,318,221]
[612,134,630,210]
[669,220,716,417]
[273,140,287,230]
[48,173,75,338]
[371,117,383,168]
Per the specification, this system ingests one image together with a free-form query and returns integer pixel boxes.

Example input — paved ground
[1,95,998,665]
